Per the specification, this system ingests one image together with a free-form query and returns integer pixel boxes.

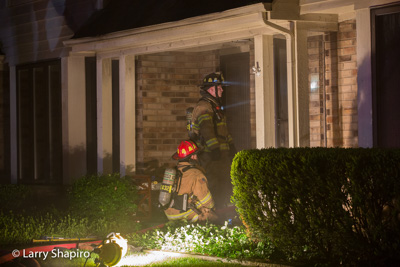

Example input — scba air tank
[158,168,176,207]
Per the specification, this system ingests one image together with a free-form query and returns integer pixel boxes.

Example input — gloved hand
[210,148,221,160]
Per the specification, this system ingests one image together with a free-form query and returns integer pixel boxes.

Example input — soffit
[64,3,280,57]
[72,0,273,39]
[300,0,400,14]
[300,0,355,15]
[64,1,338,57]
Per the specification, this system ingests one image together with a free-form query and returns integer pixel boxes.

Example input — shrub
[0,184,31,212]
[231,148,400,266]
[0,174,141,245]
[0,210,140,245]
[68,173,138,221]
[0,211,100,245]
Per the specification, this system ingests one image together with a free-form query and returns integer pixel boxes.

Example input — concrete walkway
[116,249,292,267]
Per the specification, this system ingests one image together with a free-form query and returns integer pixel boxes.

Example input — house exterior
[1,0,399,185]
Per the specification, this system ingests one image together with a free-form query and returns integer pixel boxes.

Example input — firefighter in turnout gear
[163,140,218,223]
[190,72,236,208]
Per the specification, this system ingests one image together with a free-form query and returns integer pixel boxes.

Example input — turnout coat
[164,162,217,222]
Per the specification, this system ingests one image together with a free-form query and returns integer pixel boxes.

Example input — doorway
[220,53,251,151]
[372,4,400,148]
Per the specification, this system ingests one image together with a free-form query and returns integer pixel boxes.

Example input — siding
[0,0,100,65]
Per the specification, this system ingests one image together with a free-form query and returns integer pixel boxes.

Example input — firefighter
[163,140,218,223]
[190,72,236,208]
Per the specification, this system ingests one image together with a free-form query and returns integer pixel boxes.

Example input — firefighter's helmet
[200,72,228,89]
[172,140,200,160]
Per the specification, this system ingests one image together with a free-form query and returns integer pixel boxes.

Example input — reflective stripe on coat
[164,162,216,222]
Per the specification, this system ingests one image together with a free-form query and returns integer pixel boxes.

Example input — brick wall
[308,34,326,147]
[135,51,219,170]
[307,19,358,148]
[338,19,358,148]
[308,32,341,147]
[324,32,342,147]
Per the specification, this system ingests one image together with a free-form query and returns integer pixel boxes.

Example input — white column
[254,35,276,148]
[356,8,373,148]
[285,27,297,148]
[10,66,17,184]
[294,21,310,147]
[97,57,113,174]
[61,55,87,184]
[119,55,136,176]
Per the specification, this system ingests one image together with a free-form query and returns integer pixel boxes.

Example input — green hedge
[0,184,31,212]
[0,173,141,245]
[68,173,138,220]
[231,148,400,266]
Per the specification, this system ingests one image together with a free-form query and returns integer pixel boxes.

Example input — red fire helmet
[172,140,200,160]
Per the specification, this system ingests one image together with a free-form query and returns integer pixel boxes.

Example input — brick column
[338,19,358,147]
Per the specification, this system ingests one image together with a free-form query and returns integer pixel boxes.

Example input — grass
[33,252,252,267]
[17,249,253,267]
[0,183,284,266]
[1,218,284,266]
[124,256,251,266]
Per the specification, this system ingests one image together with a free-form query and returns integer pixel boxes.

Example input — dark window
[85,57,97,175]
[112,60,120,173]
[17,60,62,184]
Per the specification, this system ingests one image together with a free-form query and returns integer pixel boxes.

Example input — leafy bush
[0,184,31,212]
[127,221,283,261]
[0,173,141,245]
[0,209,141,245]
[68,173,138,220]
[0,212,89,245]
[231,148,400,266]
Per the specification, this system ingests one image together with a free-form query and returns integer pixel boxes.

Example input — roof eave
[64,3,271,48]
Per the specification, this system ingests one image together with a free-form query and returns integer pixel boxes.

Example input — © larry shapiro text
[12,248,90,261]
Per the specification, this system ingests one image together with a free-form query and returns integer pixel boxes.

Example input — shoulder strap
[181,165,206,176]
[174,167,183,194]
[199,98,222,141]
[182,165,196,173]
[200,97,219,117]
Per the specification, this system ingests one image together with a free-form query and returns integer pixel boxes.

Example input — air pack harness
[162,165,202,215]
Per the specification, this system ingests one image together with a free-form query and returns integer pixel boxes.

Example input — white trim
[61,55,87,183]
[119,54,136,175]
[300,0,355,14]
[254,35,275,148]
[356,8,373,147]
[64,3,271,46]
[300,0,400,14]
[354,0,400,9]
[66,13,271,54]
